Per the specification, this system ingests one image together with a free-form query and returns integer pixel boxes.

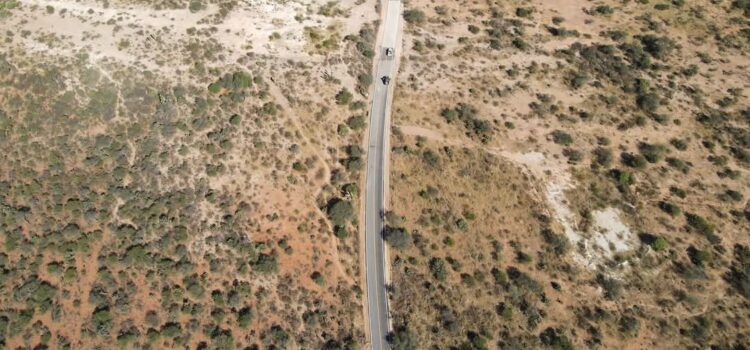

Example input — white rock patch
[502,151,635,268]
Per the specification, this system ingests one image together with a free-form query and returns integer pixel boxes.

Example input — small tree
[327,199,354,226]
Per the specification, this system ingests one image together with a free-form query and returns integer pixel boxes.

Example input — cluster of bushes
[440,103,493,142]
[0,53,365,348]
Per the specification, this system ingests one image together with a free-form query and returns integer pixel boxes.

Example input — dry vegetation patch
[387,0,750,348]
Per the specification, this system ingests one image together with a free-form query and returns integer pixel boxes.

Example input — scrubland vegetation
[387,0,750,348]
[0,0,379,348]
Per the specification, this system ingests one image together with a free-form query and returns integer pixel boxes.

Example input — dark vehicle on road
[381,76,390,85]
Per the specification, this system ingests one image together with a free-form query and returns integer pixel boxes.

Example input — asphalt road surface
[364,0,401,349]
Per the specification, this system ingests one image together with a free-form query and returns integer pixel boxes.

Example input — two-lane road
[364,0,401,349]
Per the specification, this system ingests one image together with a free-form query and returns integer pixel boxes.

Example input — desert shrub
[592,5,614,15]
[189,0,204,13]
[733,0,750,16]
[638,35,676,59]
[541,228,569,255]
[670,186,687,198]
[429,257,447,281]
[658,201,681,217]
[571,44,639,88]
[385,211,404,226]
[551,130,573,145]
[670,138,688,150]
[596,274,623,299]
[252,253,279,273]
[467,331,489,349]
[512,37,529,50]
[311,271,325,285]
[491,268,509,285]
[610,169,635,190]
[327,199,354,226]
[334,226,349,239]
[335,88,353,105]
[604,29,627,41]
[651,236,668,251]
[593,147,613,167]
[418,185,439,199]
[547,26,580,38]
[568,71,589,89]
[422,149,440,168]
[357,73,372,87]
[539,327,574,350]
[208,83,221,93]
[440,103,492,142]
[720,189,744,202]
[718,168,741,179]
[621,152,647,168]
[515,251,532,263]
[455,218,469,231]
[563,148,583,162]
[725,244,750,298]
[91,307,113,336]
[403,9,425,24]
[637,93,660,112]
[347,115,366,130]
[460,273,476,287]
[383,227,412,249]
[638,142,667,163]
[666,157,690,173]
[685,213,720,244]
[516,7,533,18]
[688,246,712,267]
[619,316,640,336]
[388,326,418,350]
[507,267,543,294]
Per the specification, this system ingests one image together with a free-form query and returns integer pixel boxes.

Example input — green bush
[403,9,425,24]
[516,7,534,18]
[658,201,681,217]
[429,257,447,281]
[638,142,666,163]
[725,244,750,298]
[357,73,373,87]
[539,328,574,350]
[335,88,353,105]
[252,253,279,273]
[651,236,668,251]
[347,115,366,129]
[388,326,418,350]
[688,246,712,267]
[638,35,676,59]
[311,271,325,285]
[384,227,412,249]
[327,199,354,226]
[593,147,613,167]
[593,5,614,15]
[621,152,647,168]
[637,93,660,112]
[685,213,719,243]
[551,130,573,145]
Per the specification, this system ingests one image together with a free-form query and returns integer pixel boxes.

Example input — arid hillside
[386,0,750,348]
[0,0,380,348]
